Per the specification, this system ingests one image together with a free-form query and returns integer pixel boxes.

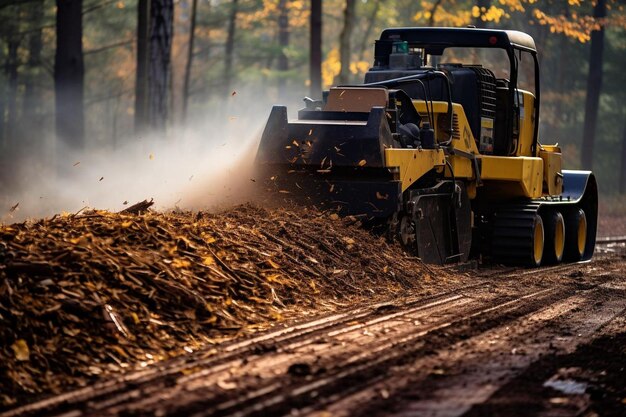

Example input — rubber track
[491,203,542,265]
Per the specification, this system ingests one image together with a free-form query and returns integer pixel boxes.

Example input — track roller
[541,210,565,264]
[491,205,544,267]
[563,208,587,262]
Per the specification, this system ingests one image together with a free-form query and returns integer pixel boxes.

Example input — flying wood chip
[119,199,154,215]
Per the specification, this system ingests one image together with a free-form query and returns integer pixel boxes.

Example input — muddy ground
[1,205,625,417]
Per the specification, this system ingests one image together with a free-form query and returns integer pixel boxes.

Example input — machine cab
[363,27,541,158]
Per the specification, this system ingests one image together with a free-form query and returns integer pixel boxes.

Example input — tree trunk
[135,0,173,134]
[357,0,380,62]
[553,40,568,129]
[0,76,6,148]
[309,0,322,97]
[553,2,570,131]
[22,0,44,146]
[182,0,198,122]
[580,0,606,170]
[223,0,238,97]
[277,0,289,100]
[619,124,626,194]
[54,0,84,150]
[337,0,355,85]
[6,29,19,145]
[135,0,150,133]
[147,0,173,133]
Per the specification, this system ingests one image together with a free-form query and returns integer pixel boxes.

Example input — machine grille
[473,67,497,119]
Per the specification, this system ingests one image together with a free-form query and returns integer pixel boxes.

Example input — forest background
[0,0,625,220]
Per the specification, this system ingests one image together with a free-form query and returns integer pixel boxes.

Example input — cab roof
[379,27,537,53]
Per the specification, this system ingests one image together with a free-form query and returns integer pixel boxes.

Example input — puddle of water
[543,378,588,395]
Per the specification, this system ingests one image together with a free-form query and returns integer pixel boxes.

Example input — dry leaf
[266,274,281,282]
[217,379,237,390]
[267,259,281,269]
[63,328,81,337]
[11,339,30,361]
[343,237,355,245]
[172,259,191,268]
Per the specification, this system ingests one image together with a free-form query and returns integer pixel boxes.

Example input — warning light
[489,36,498,45]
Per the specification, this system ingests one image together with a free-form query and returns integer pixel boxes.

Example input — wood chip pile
[0,204,451,408]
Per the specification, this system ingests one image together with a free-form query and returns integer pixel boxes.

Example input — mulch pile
[0,203,454,408]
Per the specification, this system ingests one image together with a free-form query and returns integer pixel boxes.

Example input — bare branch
[85,88,133,106]
[82,0,118,16]
[84,38,134,55]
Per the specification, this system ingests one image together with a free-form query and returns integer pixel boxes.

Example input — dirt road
[3,243,625,417]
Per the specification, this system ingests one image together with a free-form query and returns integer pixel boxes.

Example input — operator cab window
[434,47,535,95]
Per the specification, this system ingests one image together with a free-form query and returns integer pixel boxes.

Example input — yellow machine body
[386,99,557,200]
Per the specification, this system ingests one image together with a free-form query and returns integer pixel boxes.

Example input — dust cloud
[0,94,299,224]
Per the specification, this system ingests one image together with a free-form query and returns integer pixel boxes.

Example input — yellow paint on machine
[538,145,563,196]
[392,98,551,199]
[413,101,478,180]
[385,148,446,192]
[481,156,544,198]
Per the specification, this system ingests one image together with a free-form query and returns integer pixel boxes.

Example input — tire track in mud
[107,285,585,416]
[182,289,575,417]
[464,315,626,417]
[3,261,621,417]
[328,284,626,417]
[79,291,493,416]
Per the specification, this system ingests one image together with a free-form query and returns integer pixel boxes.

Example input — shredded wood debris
[0,204,453,407]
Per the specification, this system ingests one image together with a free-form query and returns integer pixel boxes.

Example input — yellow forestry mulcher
[255,27,597,266]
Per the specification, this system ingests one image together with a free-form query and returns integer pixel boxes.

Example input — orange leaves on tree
[413,0,473,27]
[532,9,601,43]
[471,5,509,23]
[322,48,341,88]
[412,0,623,44]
